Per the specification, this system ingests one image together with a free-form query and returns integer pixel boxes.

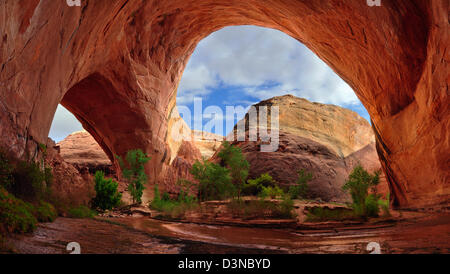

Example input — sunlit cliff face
[0,0,448,208]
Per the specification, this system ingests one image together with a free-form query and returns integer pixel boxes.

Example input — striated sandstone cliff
[0,0,447,208]
[219,95,387,203]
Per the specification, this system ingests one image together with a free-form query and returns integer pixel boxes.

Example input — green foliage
[260,185,284,199]
[227,196,295,219]
[242,173,275,196]
[91,171,122,210]
[67,205,96,219]
[35,201,57,222]
[288,169,312,199]
[218,141,249,199]
[150,185,198,219]
[10,161,53,202]
[305,207,355,222]
[342,164,381,217]
[191,160,236,201]
[365,194,379,217]
[117,149,150,204]
[278,196,296,219]
[0,187,37,234]
[378,193,391,217]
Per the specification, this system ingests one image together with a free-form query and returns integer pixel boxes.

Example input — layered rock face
[0,0,447,208]
[222,95,386,203]
[248,95,375,157]
[192,131,224,160]
[57,130,113,175]
[44,138,95,207]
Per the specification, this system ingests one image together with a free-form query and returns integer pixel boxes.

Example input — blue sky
[49,25,369,142]
[176,26,370,136]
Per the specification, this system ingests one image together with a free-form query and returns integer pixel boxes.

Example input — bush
[11,161,52,202]
[288,169,312,199]
[260,185,284,199]
[67,205,96,219]
[365,194,380,217]
[242,173,275,196]
[0,187,37,234]
[227,196,295,219]
[278,196,296,219]
[342,165,381,217]
[217,141,249,199]
[35,200,57,222]
[191,160,236,201]
[91,171,122,210]
[150,185,198,219]
[117,149,150,204]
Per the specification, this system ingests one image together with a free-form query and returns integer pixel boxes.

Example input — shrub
[227,196,295,219]
[242,173,275,196]
[150,185,198,219]
[288,169,312,199]
[35,201,57,222]
[91,171,122,210]
[217,141,249,199]
[365,194,380,217]
[0,187,37,234]
[117,149,151,204]
[278,196,296,219]
[191,160,236,201]
[260,185,284,199]
[342,164,381,217]
[67,205,96,219]
[11,161,52,202]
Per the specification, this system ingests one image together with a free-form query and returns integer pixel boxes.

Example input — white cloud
[49,25,365,142]
[177,25,360,106]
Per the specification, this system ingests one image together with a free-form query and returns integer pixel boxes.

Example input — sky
[49,25,370,142]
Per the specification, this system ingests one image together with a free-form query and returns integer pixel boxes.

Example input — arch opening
[1,0,445,209]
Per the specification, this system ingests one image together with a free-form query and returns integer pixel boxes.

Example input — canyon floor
[3,211,449,254]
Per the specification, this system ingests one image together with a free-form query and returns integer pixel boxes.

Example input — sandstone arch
[0,0,448,208]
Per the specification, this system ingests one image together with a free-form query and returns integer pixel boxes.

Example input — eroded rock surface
[57,130,113,175]
[0,0,447,208]
[44,138,95,207]
[218,95,386,203]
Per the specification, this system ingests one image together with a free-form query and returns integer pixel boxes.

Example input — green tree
[288,169,312,199]
[218,141,249,199]
[243,173,275,196]
[342,164,380,217]
[117,149,150,204]
[91,171,122,210]
[190,160,235,201]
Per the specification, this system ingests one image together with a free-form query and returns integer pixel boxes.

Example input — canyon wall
[220,95,387,203]
[0,0,448,208]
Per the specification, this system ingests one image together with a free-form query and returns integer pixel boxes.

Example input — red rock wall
[0,0,448,208]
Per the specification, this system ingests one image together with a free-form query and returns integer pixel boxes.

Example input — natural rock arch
[0,0,448,208]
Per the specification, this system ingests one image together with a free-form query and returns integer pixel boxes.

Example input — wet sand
[3,213,449,254]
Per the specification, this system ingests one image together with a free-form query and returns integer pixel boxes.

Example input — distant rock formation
[220,95,387,203]
[57,130,114,176]
[59,96,387,202]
